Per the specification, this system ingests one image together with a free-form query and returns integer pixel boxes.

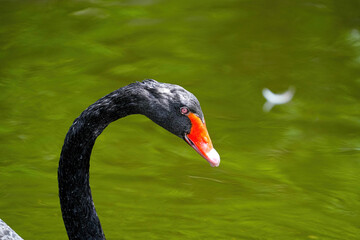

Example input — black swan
[58,79,220,239]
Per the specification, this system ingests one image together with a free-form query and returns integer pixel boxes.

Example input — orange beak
[184,113,220,167]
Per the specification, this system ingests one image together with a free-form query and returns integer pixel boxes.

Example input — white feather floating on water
[262,86,295,112]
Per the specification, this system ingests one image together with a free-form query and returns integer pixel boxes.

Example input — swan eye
[180,107,189,115]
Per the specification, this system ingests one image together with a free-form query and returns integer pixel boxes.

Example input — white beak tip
[207,148,220,167]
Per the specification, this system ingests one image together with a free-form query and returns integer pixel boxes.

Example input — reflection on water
[0,0,359,239]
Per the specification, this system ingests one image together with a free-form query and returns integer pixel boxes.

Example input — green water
[1,0,359,239]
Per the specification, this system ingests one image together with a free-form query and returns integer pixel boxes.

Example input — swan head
[137,79,220,167]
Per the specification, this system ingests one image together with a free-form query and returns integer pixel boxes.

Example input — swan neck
[58,85,142,239]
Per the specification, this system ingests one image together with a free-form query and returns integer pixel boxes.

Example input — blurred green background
[0,0,359,239]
